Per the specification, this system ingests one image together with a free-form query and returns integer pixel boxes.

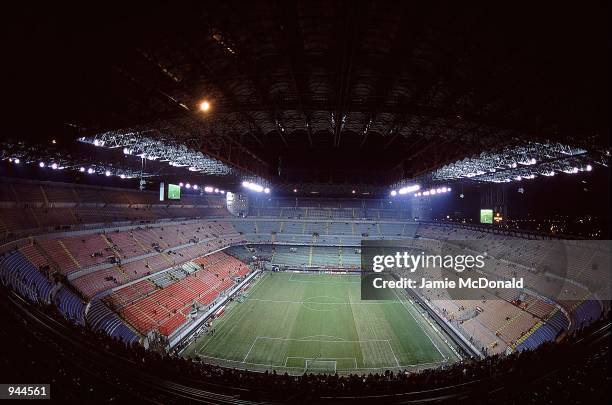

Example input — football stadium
[1,2,610,404]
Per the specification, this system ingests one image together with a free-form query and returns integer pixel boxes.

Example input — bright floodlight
[242,181,250,187]
[51,163,58,170]
[179,182,184,187]
[87,168,94,174]
[204,186,213,193]
[586,164,593,171]
[390,190,397,196]
[214,188,220,193]
[120,174,126,179]
[220,190,225,194]
[185,183,191,189]
[199,100,211,112]
[105,170,111,177]
[193,185,198,190]
[79,167,85,172]
[13,158,20,164]
[264,187,270,194]
[39,162,45,168]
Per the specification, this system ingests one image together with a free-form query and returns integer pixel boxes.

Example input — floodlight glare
[39,162,45,168]
[264,187,270,194]
[51,163,58,170]
[87,168,94,174]
[105,170,111,177]
[199,100,211,112]
[390,190,397,196]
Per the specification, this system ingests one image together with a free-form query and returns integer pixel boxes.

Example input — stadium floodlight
[105,170,111,177]
[193,184,198,190]
[13,158,20,164]
[264,187,270,194]
[242,181,265,192]
[51,163,58,170]
[39,162,45,168]
[87,168,94,174]
[398,184,420,195]
[214,188,220,193]
[79,167,85,172]
[185,183,191,189]
[586,164,593,171]
[204,186,213,193]
[179,182,184,187]
[199,100,211,112]
[390,190,397,196]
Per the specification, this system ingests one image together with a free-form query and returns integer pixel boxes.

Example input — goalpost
[304,358,337,374]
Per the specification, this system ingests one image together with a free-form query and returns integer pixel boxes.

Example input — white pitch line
[386,340,401,368]
[255,336,389,343]
[392,288,446,359]
[242,336,259,362]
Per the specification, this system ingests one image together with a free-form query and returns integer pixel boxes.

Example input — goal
[304,359,337,373]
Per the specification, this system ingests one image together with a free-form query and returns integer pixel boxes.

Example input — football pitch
[182,272,459,374]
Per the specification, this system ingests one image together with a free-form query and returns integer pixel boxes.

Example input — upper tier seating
[0,177,229,241]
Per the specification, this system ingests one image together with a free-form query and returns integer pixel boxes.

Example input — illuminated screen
[480,209,493,224]
[168,184,181,200]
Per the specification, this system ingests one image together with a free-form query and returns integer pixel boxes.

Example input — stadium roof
[3,1,609,192]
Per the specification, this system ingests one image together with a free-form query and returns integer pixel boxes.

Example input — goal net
[304,359,337,373]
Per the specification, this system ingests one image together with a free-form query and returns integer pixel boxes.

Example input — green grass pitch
[182,272,458,374]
